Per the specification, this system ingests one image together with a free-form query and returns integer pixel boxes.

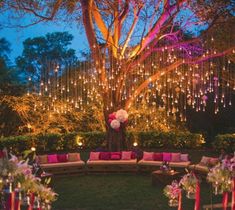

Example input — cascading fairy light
[27,35,234,128]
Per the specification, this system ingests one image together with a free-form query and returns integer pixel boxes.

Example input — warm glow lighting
[31,147,36,152]
[78,142,83,146]
[76,135,83,147]
[133,142,138,147]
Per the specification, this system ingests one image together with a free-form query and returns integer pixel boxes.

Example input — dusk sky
[1,15,89,62]
[0,7,206,63]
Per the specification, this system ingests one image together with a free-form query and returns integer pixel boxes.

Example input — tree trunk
[104,105,127,151]
[106,123,127,152]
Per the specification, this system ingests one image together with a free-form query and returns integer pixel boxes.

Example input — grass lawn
[51,149,223,210]
[52,174,223,210]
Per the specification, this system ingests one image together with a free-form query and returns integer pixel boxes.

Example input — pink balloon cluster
[108,109,128,132]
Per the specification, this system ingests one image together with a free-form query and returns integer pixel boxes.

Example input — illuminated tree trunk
[103,94,127,151]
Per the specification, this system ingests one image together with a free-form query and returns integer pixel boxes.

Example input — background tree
[16,32,78,83]
[0,37,24,95]
[1,0,234,151]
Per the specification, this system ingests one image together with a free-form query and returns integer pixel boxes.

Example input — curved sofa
[188,156,219,174]
[37,153,85,175]
[86,151,137,173]
[138,152,191,172]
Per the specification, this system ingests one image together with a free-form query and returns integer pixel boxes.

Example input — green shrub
[213,134,235,153]
[133,131,204,149]
[0,131,204,154]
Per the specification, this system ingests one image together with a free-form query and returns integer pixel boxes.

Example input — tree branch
[125,46,235,110]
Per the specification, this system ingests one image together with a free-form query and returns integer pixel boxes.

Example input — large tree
[1,0,235,151]
[16,32,78,83]
[0,37,24,95]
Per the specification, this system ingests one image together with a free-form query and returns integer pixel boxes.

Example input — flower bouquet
[163,180,181,207]
[180,172,198,199]
[207,160,233,195]
[160,161,170,173]
[0,149,57,209]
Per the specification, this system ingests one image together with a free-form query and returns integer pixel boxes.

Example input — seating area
[189,156,219,174]
[38,153,85,175]
[37,151,219,175]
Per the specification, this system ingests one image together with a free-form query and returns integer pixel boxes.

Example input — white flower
[115,109,128,123]
[110,119,120,129]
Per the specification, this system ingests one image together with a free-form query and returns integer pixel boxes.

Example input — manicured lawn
[52,174,223,210]
[51,149,223,210]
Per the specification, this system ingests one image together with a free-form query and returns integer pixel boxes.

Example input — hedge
[0,131,204,154]
[213,134,235,153]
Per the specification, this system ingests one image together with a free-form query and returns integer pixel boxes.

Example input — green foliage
[0,95,105,137]
[131,131,204,149]
[16,32,77,82]
[213,134,235,153]
[0,37,24,96]
[0,131,204,154]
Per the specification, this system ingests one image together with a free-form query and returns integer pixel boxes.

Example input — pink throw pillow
[131,151,136,159]
[57,154,68,162]
[163,152,172,162]
[180,154,189,162]
[171,153,181,162]
[99,152,110,160]
[110,152,121,160]
[89,152,100,161]
[47,154,58,163]
[143,152,154,161]
[200,156,210,165]
[153,153,163,161]
[121,151,132,160]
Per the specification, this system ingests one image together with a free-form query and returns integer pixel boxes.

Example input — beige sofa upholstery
[40,160,85,175]
[189,164,209,174]
[86,159,137,172]
[138,160,191,172]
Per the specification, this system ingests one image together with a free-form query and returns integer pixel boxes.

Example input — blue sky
[1,19,89,62]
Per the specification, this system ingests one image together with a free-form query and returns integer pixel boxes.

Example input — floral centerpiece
[207,158,234,195]
[163,180,181,207]
[180,172,198,199]
[108,109,128,131]
[160,161,171,173]
[0,149,57,209]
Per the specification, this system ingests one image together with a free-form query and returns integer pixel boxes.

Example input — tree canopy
[16,31,77,82]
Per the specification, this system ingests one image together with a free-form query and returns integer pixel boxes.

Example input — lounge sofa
[86,151,137,173]
[138,152,191,172]
[189,156,219,175]
[37,153,85,175]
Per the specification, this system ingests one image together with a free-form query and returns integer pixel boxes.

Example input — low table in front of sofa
[151,170,181,186]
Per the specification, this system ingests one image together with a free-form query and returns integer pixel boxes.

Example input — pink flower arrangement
[164,180,181,200]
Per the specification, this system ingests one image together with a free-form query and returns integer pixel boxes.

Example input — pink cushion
[143,152,154,161]
[57,154,68,162]
[153,153,163,161]
[180,154,189,162]
[121,151,132,160]
[163,152,172,162]
[89,152,100,161]
[68,153,81,162]
[200,156,210,165]
[131,151,136,159]
[47,154,58,163]
[110,152,121,160]
[171,153,181,162]
[100,152,110,160]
